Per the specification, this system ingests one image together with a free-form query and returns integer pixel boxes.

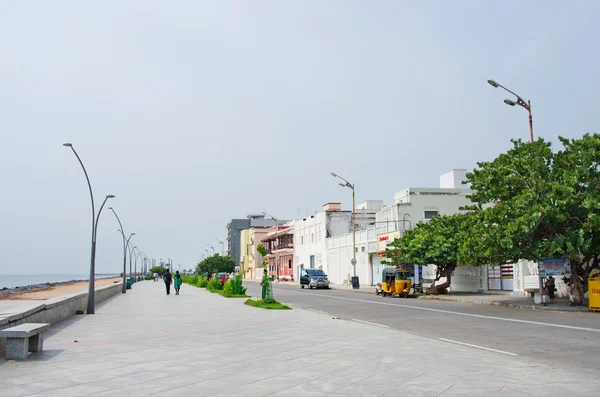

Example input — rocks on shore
[0,278,115,297]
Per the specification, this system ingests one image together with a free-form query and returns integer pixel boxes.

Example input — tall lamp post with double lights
[262,212,279,279]
[487,79,534,142]
[331,172,357,289]
[63,143,115,314]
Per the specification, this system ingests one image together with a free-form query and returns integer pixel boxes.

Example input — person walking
[163,268,173,295]
[174,270,182,295]
[153,272,158,282]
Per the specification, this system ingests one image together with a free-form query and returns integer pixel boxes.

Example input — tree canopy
[384,213,474,293]
[196,254,236,275]
[149,266,166,276]
[465,134,600,304]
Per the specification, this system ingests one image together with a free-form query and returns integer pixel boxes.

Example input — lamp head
[487,79,499,88]
[106,194,115,199]
[62,143,73,147]
[504,99,516,106]
[339,183,346,187]
[330,172,337,177]
[108,207,113,210]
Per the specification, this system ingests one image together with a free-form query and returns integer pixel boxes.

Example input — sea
[0,274,121,289]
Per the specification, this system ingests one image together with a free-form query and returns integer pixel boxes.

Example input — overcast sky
[1,1,599,275]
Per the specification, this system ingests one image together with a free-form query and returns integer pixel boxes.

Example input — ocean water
[0,274,121,289]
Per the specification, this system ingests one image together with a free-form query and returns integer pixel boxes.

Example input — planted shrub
[222,280,234,296]
[207,278,223,291]
[196,277,208,288]
[145,274,153,281]
[232,274,247,295]
[190,275,199,285]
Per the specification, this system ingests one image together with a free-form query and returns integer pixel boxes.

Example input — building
[239,226,271,280]
[226,214,282,268]
[326,169,488,291]
[261,223,295,281]
[294,201,382,282]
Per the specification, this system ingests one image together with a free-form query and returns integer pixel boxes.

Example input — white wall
[294,213,327,280]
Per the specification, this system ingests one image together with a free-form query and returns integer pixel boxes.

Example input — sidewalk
[1,281,598,396]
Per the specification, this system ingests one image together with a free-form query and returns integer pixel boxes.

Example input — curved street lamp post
[331,172,357,288]
[63,143,114,314]
[109,207,130,293]
[215,239,225,256]
[487,79,534,142]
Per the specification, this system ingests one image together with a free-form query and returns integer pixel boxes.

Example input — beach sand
[0,278,123,300]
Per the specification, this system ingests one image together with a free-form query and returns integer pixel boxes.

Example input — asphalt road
[245,283,600,375]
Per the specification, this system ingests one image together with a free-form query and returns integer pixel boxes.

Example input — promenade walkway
[1,281,599,396]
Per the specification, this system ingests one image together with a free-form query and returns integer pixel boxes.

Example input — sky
[1,1,599,275]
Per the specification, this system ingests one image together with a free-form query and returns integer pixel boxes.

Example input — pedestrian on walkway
[153,272,158,282]
[174,270,182,295]
[163,268,173,295]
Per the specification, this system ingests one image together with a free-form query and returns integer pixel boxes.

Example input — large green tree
[384,213,474,294]
[196,254,236,275]
[466,134,600,305]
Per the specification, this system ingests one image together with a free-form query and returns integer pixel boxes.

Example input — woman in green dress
[174,271,182,295]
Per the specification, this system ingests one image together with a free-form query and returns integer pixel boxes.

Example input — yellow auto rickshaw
[379,267,412,298]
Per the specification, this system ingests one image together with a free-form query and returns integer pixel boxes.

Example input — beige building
[239,227,270,280]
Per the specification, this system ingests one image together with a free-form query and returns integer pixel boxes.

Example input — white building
[293,201,382,282]
[327,170,494,292]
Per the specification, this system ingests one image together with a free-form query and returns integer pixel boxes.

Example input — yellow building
[239,229,252,280]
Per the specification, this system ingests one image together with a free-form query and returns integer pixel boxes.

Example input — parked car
[300,269,330,289]
[217,272,229,284]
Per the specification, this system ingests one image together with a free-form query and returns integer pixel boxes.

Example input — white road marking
[351,319,389,328]
[438,338,518,356]
[277,289,600,333]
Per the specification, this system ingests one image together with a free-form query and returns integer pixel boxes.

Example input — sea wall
[0,282,122,354]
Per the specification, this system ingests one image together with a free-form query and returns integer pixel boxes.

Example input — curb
[417,296,590,312]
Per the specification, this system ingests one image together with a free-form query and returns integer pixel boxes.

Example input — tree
[196,254,236,275]
[384,213,473,294]
[149,266,166,276]
[466,135,600,305]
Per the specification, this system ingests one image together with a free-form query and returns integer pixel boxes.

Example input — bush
[190,276,199,285]
[232,274,247,295]
[244,299,291,310]
[196,277,208,288]
[206,278,223,291]
[222,280,234,296]
[144,274,153,280]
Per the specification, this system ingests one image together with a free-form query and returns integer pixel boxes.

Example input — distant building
[227,214,288,269]
[239,226,270,280]
[293,201,382,282]
[261,222,295,281]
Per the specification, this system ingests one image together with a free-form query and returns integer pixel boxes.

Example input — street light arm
[490,80,530,111]
[94,196,113,241]
[65,145,96,239]
[331,172,351,186]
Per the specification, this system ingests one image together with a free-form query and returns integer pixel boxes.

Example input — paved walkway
[1,281,599,396]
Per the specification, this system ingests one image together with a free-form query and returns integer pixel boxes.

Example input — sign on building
[540,257,571,277]
[377,231,401,258]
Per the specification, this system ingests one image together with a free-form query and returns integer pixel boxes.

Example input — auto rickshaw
[379,267,411,298]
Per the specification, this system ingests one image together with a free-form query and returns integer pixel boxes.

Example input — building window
[310,255,315,268]
[355,247,358,253]
[288,259,292,269]
[361,246,365,252]
[311,233,314,243]
[301,236,304,245]
[424,210,439,220]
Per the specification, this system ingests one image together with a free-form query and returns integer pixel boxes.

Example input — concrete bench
[0,323,50,360]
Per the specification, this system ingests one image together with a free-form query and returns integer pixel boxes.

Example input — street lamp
[331,172,357,288]
[207,245,215,255]
[63,143,115,314]
[110,207,130,293]
[262,212,279,280]
[118,230,135,284]
[487,79,534,142]
[215,239,225,256]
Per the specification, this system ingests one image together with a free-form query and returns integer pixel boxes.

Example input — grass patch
[217,290,250,298]
[244,299,291,310]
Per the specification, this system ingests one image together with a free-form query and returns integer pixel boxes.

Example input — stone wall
[0,282,123,354]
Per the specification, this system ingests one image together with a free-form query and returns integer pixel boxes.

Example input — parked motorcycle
[375,283,382,295]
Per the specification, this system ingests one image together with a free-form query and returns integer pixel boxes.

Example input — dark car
[300,269,330,289]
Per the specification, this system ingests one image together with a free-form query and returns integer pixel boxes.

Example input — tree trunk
[570,261,585,306]
[433,265,455,294]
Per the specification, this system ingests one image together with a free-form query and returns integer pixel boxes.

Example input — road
[245,282,600,375]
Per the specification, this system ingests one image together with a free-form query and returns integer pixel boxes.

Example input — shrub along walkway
[1,281,599,396]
